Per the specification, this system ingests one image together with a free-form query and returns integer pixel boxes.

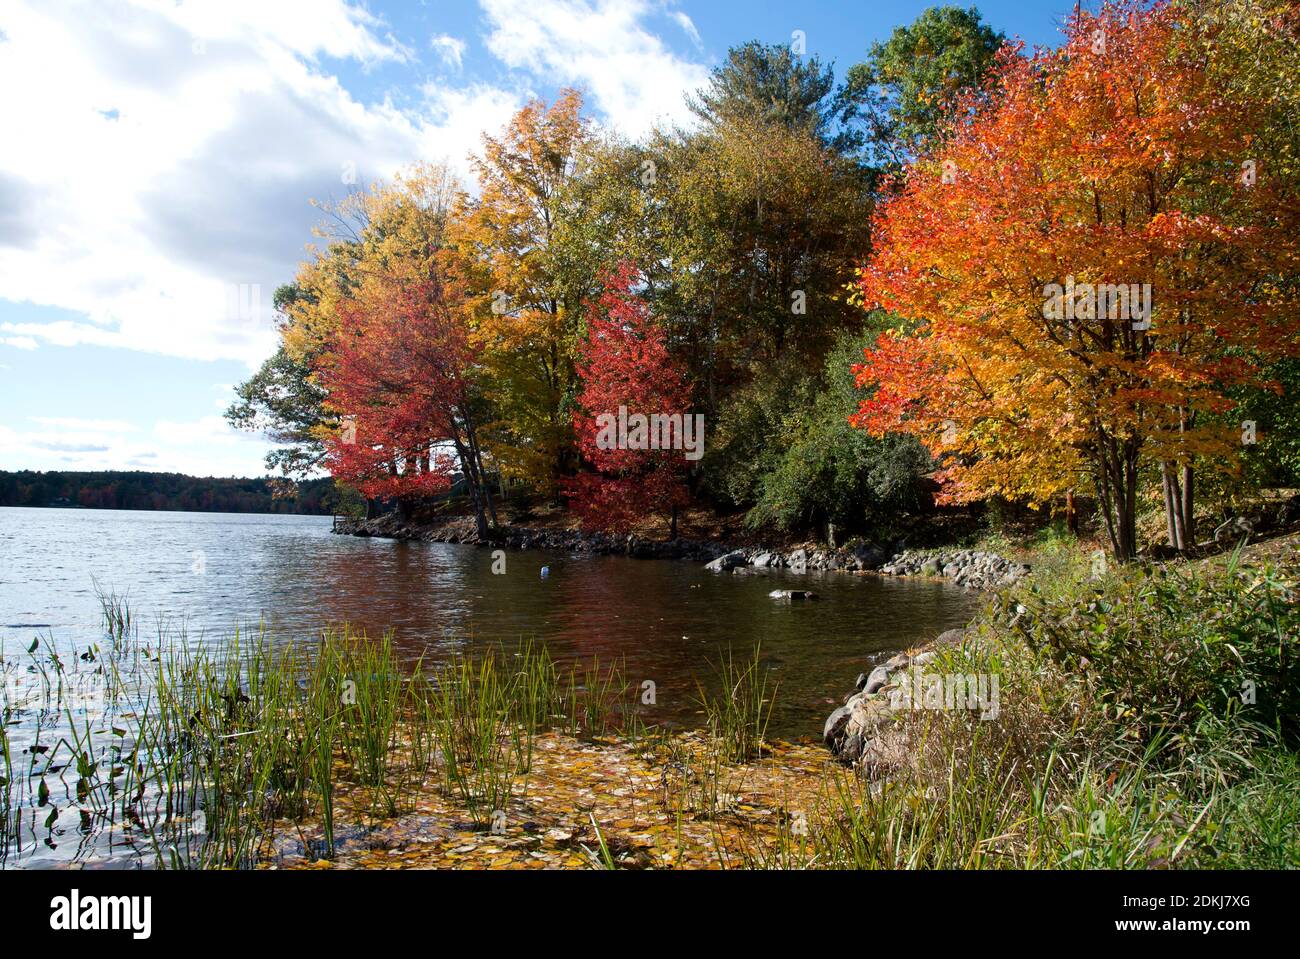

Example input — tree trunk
[1164,463,1186,550]
[1162,465,1179,548]
[1160,460,1196,552]
[451,401,496,540]
[461,447,490,540]
[1065,489,1079,535]
[1096,437,1140,561]
[474,443,498,527]
[1122,443,1139,559]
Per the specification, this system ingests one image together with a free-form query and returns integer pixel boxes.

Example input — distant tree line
[0,470,338,515]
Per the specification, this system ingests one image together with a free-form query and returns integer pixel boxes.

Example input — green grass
[695,644,776,763]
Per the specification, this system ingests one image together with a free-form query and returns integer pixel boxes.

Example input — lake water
[0,506,978,738]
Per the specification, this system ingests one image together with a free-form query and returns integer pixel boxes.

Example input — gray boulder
[934,628,966,647]
[705,549,749,572]
[863,665,892,694]
[851,544,888,570]
[823,705,850,749]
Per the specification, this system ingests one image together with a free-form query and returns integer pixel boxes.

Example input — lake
[0,506,978,737]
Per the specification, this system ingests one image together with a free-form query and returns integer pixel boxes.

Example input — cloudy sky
[0,0,1070,478]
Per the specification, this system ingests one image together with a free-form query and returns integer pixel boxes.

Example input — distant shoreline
[0,469,335,516]
[0,503,332,517]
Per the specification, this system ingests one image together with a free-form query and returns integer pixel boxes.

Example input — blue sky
[0,0,1082,478]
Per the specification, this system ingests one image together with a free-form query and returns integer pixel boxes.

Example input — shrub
[1000,551,1299,758]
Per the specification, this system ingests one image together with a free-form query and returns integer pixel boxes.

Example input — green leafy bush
[1001,552,1299,756]
[702,329,932,536]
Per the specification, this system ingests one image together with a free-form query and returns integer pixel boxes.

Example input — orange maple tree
[851,0,1300,559]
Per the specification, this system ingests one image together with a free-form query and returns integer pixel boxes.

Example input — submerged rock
[769,589,818,601]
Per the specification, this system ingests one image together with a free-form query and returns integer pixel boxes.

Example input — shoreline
[334,513,1032,592]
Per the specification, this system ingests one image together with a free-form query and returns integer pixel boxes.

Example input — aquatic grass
[116,626,368,867]
[505,641,565,770]
[0,707,13,858]
[696,645,776,763]
[1,606,675,867]
[325,633,406,816]
[565,658,626,739]
[96,586,133,654]
[423,654,527,827]
[583,812,617,870]
[304,650,344,859]
[140,632,294,868]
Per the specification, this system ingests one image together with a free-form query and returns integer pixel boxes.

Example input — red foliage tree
[563,263,693,535]
[319,267,496,532]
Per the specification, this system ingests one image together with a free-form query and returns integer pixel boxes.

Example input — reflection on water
[0,506,978,736]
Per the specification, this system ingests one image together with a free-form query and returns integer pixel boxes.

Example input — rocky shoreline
[336,513,727,561]
[704,544,1030,591]
[822,626,976,774]
[334,513,1031,592]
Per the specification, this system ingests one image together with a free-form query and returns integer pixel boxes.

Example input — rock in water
[704,549,748,573]
[769,589,818,600]
[540,566,550,579]
[863,665,892,694]
[823,705,850,748]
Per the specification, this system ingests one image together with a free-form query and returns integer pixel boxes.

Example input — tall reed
[696,645,775,763]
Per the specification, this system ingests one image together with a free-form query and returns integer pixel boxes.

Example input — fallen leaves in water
[267,731,837,870]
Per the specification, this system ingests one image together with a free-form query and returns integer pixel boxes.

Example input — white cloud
[0,414,271,476]
[0,0,511,368]
[30,417,140,433]
[154,414,247,447]
[419,83,526,174]
[431,33,467,69]
[480,0,708,138]
[672,11,702,48]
